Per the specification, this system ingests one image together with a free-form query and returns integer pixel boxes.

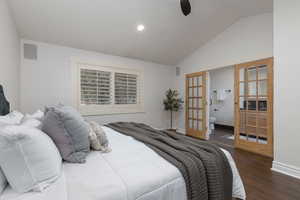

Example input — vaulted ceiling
[8,0,273,65]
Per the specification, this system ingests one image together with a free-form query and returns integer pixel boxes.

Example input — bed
[0,126,246,200]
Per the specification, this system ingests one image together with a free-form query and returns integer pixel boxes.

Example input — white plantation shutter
[76,62,143,115]
[80,69,111,105]
[115,73,138,104]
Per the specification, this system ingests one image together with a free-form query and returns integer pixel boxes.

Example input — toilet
[209,117,217,130]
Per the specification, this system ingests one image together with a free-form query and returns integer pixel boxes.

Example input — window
[80,69,111,105]
[115,73,137,105]
[73,61,144,116]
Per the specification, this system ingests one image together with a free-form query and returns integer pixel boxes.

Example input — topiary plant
[163,89,184,130]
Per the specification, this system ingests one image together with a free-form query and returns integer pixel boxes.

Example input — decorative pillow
[87,124,102,151]
[0,168,7,195]
[0,125,62,193]
[42,105,90,163]
[88,121,111,152]
[0,111,24,125]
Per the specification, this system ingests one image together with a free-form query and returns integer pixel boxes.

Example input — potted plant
[163,89,184,131]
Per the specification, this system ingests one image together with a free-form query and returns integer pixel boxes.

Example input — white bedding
[0,126,246,200]
[0,173,67,200]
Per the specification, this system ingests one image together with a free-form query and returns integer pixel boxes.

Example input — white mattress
[0,126,246,200]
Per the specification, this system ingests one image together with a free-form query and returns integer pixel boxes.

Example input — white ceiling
[8,0,273,65]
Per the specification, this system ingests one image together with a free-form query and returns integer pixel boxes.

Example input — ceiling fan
[180,0,191,16]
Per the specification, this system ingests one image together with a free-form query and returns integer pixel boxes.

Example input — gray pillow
[0,125,62,193]
[0,168,7,194]
[42,105,90,163]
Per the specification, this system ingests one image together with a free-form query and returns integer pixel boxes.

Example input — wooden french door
[186,72,207,139]
[234,58,273,157]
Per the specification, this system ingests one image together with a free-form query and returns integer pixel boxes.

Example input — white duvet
[0,126,246,200]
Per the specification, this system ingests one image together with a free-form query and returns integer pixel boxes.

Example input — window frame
[71,58,144,116]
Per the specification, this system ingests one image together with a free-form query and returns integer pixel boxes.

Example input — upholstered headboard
[0,85,10,116]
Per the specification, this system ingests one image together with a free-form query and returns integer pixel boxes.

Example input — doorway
[185,58,274,157]
[207,65,235,147]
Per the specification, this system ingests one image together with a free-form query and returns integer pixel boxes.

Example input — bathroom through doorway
[207,65,235,147]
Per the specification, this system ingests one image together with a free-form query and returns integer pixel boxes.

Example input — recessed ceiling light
[137,24,145,32]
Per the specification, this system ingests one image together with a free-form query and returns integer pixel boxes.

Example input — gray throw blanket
[106,122,233,200]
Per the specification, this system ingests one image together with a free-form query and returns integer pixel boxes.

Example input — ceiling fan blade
[180,0,191,16]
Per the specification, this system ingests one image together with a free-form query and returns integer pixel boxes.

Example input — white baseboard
[272,161,300,179]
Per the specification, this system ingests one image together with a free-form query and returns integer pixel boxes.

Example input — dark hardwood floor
[209,127,234,147]
[209,127,300,200]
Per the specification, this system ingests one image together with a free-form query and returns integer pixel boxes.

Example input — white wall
[0,0,20,109]
[20,40,175,129]
[176,13,273,133]
[209,66,234,126]
[272,0,300,177]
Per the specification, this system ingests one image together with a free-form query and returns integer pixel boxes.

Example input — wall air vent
[23,43,37,60]
[176,67,181,76]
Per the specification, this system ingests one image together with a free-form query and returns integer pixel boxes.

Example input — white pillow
[0,111,24,125]
[19,110,44,129]
[21,118,42,129]
[0,125,62,193]
[24,110,44,121]
[0,168,7,195]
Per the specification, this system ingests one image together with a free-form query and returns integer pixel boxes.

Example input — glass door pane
[197,120,203,131]
[239,68,245,81]
[258,65,268,80]
[198,98,203,108]
[197,76,203,86]
[258,97,267,111]
[247,100,257,111]
[247,67,257,81]
[189,78,193,86]
[240,82,245,96]
[239,97,246,110]
[193,78,197,87]
[258,80,268,96]
[248,82,257,96]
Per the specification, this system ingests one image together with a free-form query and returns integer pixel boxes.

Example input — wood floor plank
[209,128,300,200]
